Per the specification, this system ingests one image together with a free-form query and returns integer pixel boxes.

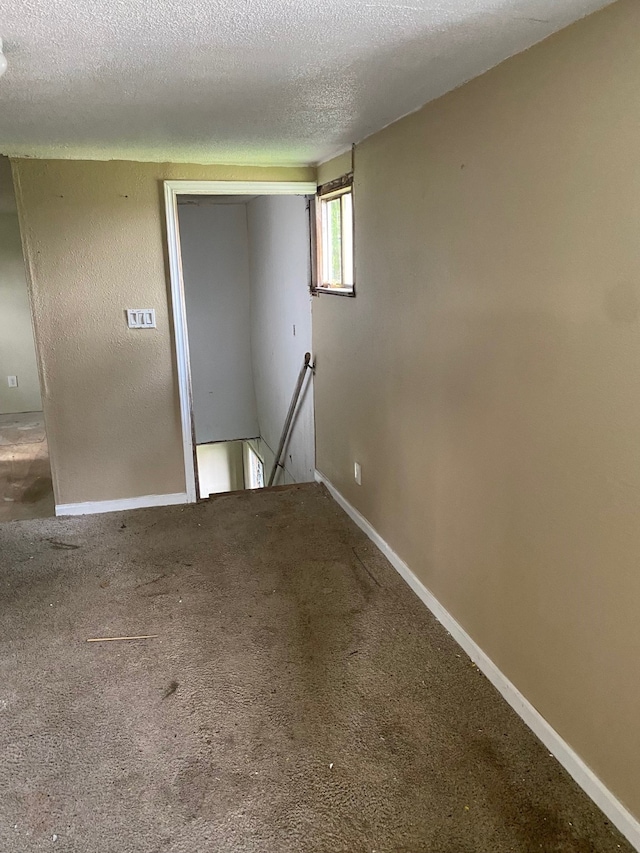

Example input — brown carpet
[0,484,631,852]
[0,412,54,522]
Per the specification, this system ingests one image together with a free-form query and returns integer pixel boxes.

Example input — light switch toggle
[127,309,156,329]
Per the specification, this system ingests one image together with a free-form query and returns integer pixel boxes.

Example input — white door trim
[163,180,317,503]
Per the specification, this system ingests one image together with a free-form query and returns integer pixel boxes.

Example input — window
[313,175,354,296]
[244,442,265,489]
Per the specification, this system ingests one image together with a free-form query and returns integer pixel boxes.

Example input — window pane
[341,192,353,286]
[250,448,264,488]
[321,199,330,283]
[323,197,342,284]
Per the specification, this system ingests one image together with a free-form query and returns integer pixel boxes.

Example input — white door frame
[163,180,317,503]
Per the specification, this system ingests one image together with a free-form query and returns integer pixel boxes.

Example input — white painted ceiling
[0,0,612,166]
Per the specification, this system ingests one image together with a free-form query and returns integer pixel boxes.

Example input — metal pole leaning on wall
[268,352,312,487]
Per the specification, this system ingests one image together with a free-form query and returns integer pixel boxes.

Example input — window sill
[312,285,356,298]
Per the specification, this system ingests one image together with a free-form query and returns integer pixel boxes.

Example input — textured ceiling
[0,0,612,166]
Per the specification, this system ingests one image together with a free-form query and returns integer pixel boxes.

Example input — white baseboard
[55,492,189,517]
[315,469,640,851]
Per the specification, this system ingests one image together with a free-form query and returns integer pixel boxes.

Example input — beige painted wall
[12,159,314,506]
[0,213,42,414]
[314,0,640,821]
[317,150,352,185]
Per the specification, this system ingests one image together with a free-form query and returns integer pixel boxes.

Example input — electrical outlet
[7,375,17,388]
[354,461,362,485]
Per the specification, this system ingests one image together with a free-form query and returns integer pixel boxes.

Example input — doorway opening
[196,440,264,498]
[0,157,54,522]
[165,181,317,501]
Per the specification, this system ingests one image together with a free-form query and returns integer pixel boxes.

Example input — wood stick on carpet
[86,635,159,643]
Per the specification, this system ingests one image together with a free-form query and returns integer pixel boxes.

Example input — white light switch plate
[7,375,17,388]
[127,309,156,329]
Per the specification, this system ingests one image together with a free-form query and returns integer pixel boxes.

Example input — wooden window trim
[311,173,355,297]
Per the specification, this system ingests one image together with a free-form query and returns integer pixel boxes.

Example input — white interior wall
[246,195,315,485]
[0,212,42,415]
[178,200,259,444]
[196,441,245,498]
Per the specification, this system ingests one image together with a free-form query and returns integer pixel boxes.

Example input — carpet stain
[352,546,382,587]
[162,680,179,699]
[21,476,53,504]
[135,573,168,589]
[47,539,81,550]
